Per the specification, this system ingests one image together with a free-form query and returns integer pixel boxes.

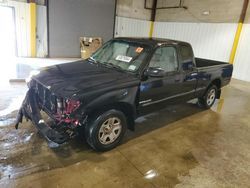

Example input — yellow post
[229,0,249,64]
[30,2,36,57]
[217,98,224,112]
[229,23,243,64]
[149,21,154,38]
[149,0,157,38]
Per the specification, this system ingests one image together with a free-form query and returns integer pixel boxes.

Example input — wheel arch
[86,102,136,131]
[201,78,221,100]
[209,78,221,99]
[211,78,221,89]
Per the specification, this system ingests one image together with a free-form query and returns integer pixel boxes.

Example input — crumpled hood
[32,60,140,99]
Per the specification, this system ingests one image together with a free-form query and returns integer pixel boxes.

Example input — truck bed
[194,57,233,92]
[195,58,228,68]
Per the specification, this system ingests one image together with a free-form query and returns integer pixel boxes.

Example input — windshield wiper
[89,56,99,64]
[105,62,125,72]
[89,58,125,72]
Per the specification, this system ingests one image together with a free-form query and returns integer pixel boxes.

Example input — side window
[179,45,193,63]
[149,46,178,73]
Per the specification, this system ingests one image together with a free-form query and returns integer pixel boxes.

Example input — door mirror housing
[145,67,165,77]
[182,60,194,71]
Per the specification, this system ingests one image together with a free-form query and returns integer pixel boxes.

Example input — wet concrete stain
[0,79,250,187]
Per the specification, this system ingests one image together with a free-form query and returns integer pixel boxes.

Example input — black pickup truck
[16,38,233,151]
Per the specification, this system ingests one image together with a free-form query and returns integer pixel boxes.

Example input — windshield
[90,40,148,72]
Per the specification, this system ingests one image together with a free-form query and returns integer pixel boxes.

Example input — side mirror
[145,67,165,77]
[182,60,193,71]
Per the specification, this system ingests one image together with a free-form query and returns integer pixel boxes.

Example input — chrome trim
[139,99,152,104]
[196,87,206,91]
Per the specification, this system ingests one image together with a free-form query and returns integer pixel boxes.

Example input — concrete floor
[0,76,250,187]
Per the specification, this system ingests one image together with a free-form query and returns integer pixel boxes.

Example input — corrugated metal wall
[153,22,237,62]
[233,24,250,82]
[115,17,237,62]
[0,0,31,57]
[115,16,151,37]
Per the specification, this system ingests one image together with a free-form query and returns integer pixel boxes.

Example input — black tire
[198,85,218,109]
[84,109,127,151]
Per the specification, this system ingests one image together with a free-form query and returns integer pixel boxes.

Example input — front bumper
[16,89,69,144]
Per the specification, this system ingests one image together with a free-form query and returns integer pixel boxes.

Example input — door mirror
[145,67,165,77]
[182,60,193,71]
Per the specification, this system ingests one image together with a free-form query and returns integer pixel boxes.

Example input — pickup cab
[16,38,233,151]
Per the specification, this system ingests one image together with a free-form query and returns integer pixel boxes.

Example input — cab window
[149,46,178,73]
[179,45,193,63]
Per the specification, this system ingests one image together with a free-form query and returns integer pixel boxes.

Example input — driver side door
[139,46,183,113]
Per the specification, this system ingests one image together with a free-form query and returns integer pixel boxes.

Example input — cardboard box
[80,37,102,59]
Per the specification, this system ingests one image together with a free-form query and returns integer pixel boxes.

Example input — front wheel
[84,109,127,151]
[198,85,218,109]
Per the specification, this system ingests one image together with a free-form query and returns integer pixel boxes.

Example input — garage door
[48,0,116,58]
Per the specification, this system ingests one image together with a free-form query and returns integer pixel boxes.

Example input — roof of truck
[114,37,191,48]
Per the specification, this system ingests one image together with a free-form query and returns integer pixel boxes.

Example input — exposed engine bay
[15,80,87,144]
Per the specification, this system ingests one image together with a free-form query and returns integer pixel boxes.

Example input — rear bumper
[16,89,69,144]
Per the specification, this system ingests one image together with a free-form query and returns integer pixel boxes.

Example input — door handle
[190,73,198,77]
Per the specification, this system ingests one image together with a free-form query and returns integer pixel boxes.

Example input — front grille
[35,82,57,114]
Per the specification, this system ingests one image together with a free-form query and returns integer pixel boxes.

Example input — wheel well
[207,79,221,99]
[211,79,221,89]
[87,102,135,131]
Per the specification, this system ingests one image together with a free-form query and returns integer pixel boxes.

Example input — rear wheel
[84,109,127,151]
[198,85,218,109]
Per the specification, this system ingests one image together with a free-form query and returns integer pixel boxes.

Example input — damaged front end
[15,80,87,144]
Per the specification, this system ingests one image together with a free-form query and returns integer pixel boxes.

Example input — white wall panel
[0,0,30,57]
[115,16,151,38]
[153,22,237,62]
[36,5,47,57]
[233,24,250,82]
